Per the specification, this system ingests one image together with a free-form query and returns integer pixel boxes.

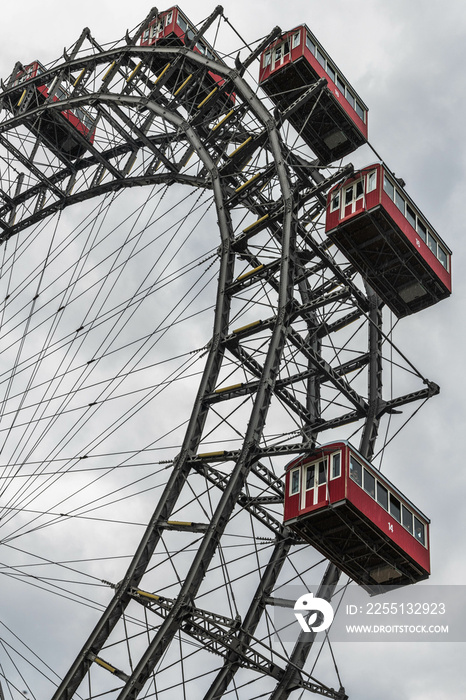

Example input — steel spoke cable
[0,208,63,464]
[8,481,163,543]
[1,569,109,614]
[0,241,217,516]
[0,387,191,520]
[70,189,216,395]
[0,347,204,423]
[17,263,217,473]
[0,345,197,520]
[0,250,215,398]
[0,640,35,700]
[0,256,214,394]
[0,365,204,441]
[2,190,148,471]
[0,222,20,342]
[2,370,198,535]
[0,347,199,530]
[4,190,217,454]
[0,192,120,320]
[0,178,201,343]
[0,424,291,476]
[0,193,121,479]
[0,619,61,684]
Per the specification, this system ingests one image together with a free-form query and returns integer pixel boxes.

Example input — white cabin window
[389,494,401,522]
[355,101,365,121]
[305,464,315,490]
[417,219,427,242]
[292,31,301,49]
[402,506,414,534]
[330,191,340,212]
[363,469,376,498]
[344,185,353,206]
[406,204,416,229]
[290,468,300,495]
[395,189,405,214]
[306,35,316,55]
[316,47,326,69]
[377,482,388,510]
[318,459,327,485]
[438,246,448,269]
[336,75,345,94]
[349,455,362,486]
[366,170,377,193]
[177,14,188,32]
[383,173,395,200]
[331,452,341,479]
[427,232,437,256]
[414,517,426,546]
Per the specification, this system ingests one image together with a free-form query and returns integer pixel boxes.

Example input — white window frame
[402,504,414,535]
[306,34,316,55]
[414,516,426,547]
[363,468,376,499]
[290,467,300,496]
[366,170,377,193]
[330,451,341,480]
[305,463,316,492]
[349,455,362,486]
[301,457,327,509]
[341,179,364,217]
[330,190,340,213]
[376,481,389,511]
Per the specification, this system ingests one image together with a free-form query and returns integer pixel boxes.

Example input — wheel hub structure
[0,8,439,700]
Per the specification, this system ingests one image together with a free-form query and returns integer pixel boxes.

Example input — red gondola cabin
[140,6,234,110]
[325,164,451,317]
[259,25,368,165]
[8,61,96,159]
[284,442,430,595]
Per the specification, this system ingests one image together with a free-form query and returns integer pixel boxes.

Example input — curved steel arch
[0,11,440,700]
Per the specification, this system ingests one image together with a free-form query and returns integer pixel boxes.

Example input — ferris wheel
[0,6,449,699]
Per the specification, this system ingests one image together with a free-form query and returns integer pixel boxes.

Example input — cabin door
[301,458,328,510]
[271,39,291,71]
[341,178,364,218]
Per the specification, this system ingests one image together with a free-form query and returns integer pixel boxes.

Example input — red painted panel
[301,46,367,139]
[380,187,451,291]
[346,475,430,573]
[299,499,329,517]
[284,490,300,521]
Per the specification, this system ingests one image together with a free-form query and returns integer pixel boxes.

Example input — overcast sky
[0,1,465,699]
